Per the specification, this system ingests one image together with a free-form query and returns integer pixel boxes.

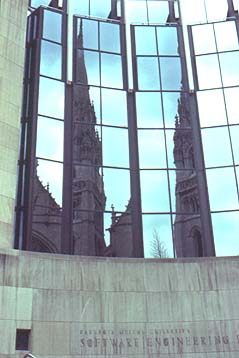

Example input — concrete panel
[1,251,239,357]
[0,286,17,320]
[31,322,71,355]
[16,287,33,321]
[0,222,13,249]
[0,0,28,249]
[0,320,16,354]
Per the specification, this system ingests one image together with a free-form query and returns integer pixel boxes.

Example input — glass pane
[72,84,101,123]
[166,129,195,170]
[32,160,62,253]
[101,53,123,88]
[43,10,62,43]
[90,0,111,18]
[212,212,239,256]
[233,0,239,11]
[163,92,181,128]
[219,52,239,87]
[136,92,163,128]
[206,167,238,211]
[36,117,64,162]
[169,170,181,214]
[143,214,173,258]
[100,22,121,53]
[138,130,166,169]
[38,77,65,119]
[31,0,49,7]
[174,213,203,257]
[70,0,89,16]
[196,54,221,90]
[180,0,206,24]
[224,87,239,125]
[72,209,105,256]
[137,57,160,90]
[79,19,98,50]
[104,213,111,247]
[202,127,233,167]
[160,57,181,90]
[157,27,178,55]
[127,1,147,23]
[140,170,170,212]
[205,0,228,22]
[229,125,239,164]
[102,127,129,167]
[35,159,63,206]
[214,21,238,52]
[76,50,100,86]
[197,89,227,127]
[192,24,216,55]
[147,1,169,24]
[105,209,133,257]
[101,89,127,126]
[103,168,130,211]
[89,86,101,124]
[40,40,62,79]
[135,26,157,55]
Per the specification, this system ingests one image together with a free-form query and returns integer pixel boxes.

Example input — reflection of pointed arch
[190,226,203,257]
[32,231,59,253]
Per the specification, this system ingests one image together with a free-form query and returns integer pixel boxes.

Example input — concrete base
[0,249,239,357]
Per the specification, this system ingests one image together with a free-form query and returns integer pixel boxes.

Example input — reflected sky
[138,130,166,168]
[40,40,62,79]
[36,117,64,162]
[196,54,222,90]
[102,89,127,126]
[102,126,129,167]
[136,92,164,128]
[103,168,130,211]
[202,127,233,167]
[225,87,239,125]
[206,167,238,211]
[38,77,65,118]
[36,159,63,205]
[43,10,62,43]
[140,170,170,212]
[212,212,239,256]
[180,0,228,24]
[197,90,227,127]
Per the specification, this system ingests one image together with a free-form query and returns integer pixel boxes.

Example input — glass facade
[15,0,239,257]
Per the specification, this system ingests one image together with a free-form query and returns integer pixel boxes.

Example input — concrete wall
[0,249,239,357]
[0,0,28,248]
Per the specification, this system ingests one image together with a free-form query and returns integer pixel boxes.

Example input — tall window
[16,0,239,258]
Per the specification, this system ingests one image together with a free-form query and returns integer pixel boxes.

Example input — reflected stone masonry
[72,20,106,255]
[173,94,202,257]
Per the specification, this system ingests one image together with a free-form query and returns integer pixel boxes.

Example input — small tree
[150,228,169,258]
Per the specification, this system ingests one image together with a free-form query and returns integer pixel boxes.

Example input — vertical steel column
[126,24,144,258]
[61,83,73,254]
[127,91,144,258]
[24,8,42,251]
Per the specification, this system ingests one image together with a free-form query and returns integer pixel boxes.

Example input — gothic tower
[173,93,203,257]
[72,20,106,255]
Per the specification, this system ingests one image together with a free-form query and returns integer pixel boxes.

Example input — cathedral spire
[76,18,89,90]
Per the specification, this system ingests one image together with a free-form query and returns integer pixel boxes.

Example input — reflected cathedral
[30,14,203,258]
